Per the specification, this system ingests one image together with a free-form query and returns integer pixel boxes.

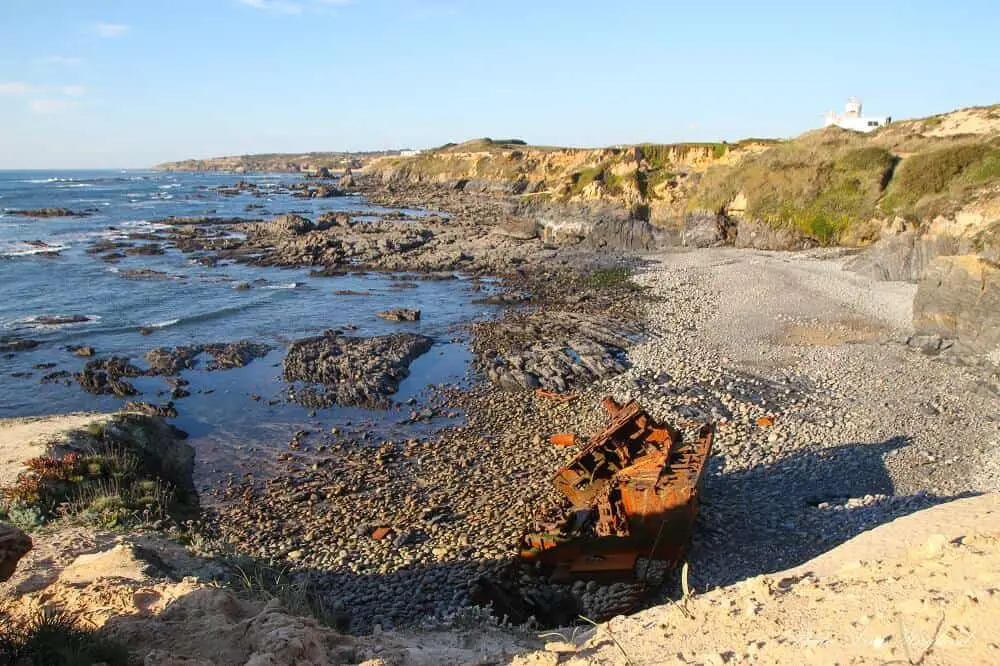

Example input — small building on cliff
[824,98,891,132]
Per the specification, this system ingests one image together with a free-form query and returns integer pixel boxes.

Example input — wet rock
[119,268,172,281]
[124,244,166,256]
[34,315,91,326]
[377,308,421,322]
[146,341,272,376]
[123,401,179,418]
[75,356,143,396]
[7,208,90,218]
[283,331,433,407]
[70,345,96,357]
[0,338,40,353]
[40,370,72,384]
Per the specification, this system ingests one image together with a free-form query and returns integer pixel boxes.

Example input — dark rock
[123,401,178,418]
[124,244,166,256]
[0,338,40,353]
[377,308,421,322]
[283,331,433,407]
[119,268,172,281]
[75,357,143,396]
[41,370,71,384]
[7,208,90,218]
[34,315,90,326]
[0,523,32,582]
[681,212,735,248]
[146,340,272,376]
[735,219,818,251]
[70,345,96,357]
[338,168,357,189]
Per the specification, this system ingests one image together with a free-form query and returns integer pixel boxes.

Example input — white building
[399,149,422,157]
[823,98,891,132]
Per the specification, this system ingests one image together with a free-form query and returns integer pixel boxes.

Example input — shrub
[0,609,132,666]
[0,415,195,530]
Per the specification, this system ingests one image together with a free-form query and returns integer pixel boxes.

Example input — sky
[0,0,997,168]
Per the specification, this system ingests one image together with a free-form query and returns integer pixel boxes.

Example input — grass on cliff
[689,129,899,245]
[881,141,1000,220]
[0,609,132,666]
[0,416,196,531]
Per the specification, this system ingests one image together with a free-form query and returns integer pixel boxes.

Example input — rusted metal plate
[520,397,714,581]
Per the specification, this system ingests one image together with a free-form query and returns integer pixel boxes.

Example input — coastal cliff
[152,150,401,174]
[362,105,1000,358]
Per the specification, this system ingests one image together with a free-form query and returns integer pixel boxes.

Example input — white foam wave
[11,314,102,330]
[261,282,301,290]
[146,318,180,329]
[0,242,69,257]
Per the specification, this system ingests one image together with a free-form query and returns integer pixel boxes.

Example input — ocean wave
[260,282,301,290]
[145,318,181,329]
[7,314,102,330]
[0,242,70,257]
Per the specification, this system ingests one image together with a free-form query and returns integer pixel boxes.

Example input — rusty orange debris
[550,433,577,447]
[520,397,714,581]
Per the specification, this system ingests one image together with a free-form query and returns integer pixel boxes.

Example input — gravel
[203,245,1000,634]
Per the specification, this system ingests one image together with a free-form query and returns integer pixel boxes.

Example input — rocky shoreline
[5,171,998,649]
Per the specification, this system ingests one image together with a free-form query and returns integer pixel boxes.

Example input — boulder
[338,168,356,189]
[913,255,1000,358]
[846,231,967,282]
[378,308,421,322]
[681,212,733,248]
[493,218,540,241]
[0,523,31,582]
[735,219,818,251]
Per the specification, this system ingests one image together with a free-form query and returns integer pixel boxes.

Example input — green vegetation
[0,415,196,530]
[0,609,132,666]
[224,556,346,631]
[690,130,898,245]
[582,267,641,291]
[881,141,1000,220]
[567,164,628,197]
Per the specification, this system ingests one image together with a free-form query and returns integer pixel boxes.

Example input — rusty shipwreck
[520,397,714,582]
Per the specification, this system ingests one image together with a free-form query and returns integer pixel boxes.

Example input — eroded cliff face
[363,138,773,249]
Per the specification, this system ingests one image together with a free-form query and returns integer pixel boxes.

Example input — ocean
[0,170,495,487]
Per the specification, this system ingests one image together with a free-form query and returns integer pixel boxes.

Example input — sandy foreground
[1,248,998,664]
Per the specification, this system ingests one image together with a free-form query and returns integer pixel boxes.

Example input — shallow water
[0,170,496,488]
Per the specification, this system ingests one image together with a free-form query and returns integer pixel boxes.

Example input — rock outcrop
[913,255,1000,359]
[0,523,31,582]
[283,331,433,407]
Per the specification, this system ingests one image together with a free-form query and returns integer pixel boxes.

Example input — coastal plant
[0,416,195,531]
[223,556,346,631]
[0,608,132,666]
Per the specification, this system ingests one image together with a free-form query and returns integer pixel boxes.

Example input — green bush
[0,609,132,666]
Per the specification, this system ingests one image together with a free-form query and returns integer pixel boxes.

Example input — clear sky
[1,0,997,168]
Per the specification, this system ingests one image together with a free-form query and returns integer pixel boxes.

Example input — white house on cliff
[824,98,891,132]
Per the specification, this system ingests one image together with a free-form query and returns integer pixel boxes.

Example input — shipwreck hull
[520,398,714,582]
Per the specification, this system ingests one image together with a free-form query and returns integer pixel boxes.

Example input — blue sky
[0,0,997,168]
